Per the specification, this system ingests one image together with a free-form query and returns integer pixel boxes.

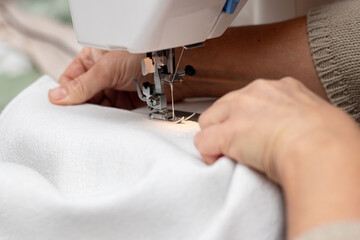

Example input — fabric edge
[0,75,57,122]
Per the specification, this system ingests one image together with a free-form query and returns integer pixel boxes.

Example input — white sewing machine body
[69,0,248,122]
[69,0,247,53]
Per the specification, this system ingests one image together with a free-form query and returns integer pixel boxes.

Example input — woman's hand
[48,47,150,109]
[195,77,358,183]
[195,77,360,238]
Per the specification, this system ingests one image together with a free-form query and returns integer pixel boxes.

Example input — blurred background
[0,0,81,112]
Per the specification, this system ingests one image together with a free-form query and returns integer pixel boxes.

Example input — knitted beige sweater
[294,2,360,239]
[307,0,360,123]
[296,221,360,240]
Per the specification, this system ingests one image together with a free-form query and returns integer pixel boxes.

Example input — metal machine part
[134,48,193,123]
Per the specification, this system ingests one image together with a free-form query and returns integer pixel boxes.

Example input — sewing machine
[68,0,248,122]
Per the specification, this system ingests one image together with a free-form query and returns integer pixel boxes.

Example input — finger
[59,48,107,85]
[49,59,114,105]
[213,90,239,105]
[59,56,87,85]
[198,102,231,129]
[198,88,245,129]
[194,123,230,165]
[200,154,220,165]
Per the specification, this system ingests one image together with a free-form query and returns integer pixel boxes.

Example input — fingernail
[194,137,198,148]
[49,87,68,101]
[194,133,201,148]
[205,156,218,165]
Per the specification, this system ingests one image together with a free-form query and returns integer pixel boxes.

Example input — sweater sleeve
[295,221,360,240]
[307,0,360,123]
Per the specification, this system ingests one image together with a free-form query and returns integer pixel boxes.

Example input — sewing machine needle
[170,82,175,121]
[170,47,185,122]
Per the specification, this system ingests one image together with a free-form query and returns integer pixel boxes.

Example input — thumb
[49,63,113,105]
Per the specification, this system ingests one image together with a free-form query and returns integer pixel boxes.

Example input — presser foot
[149,111,184,124]
[149,110,198,124]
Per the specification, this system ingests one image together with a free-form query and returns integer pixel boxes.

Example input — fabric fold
[0,76,284,240]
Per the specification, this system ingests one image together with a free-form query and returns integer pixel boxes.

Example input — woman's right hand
[195,77,360,238]
[195,77,359,182]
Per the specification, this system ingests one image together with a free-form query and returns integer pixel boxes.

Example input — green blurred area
[0,70,41,111]
[0,0,71,112]
[17,0,72,24]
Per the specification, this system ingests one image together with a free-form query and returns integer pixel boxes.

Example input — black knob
[185,65,196,76]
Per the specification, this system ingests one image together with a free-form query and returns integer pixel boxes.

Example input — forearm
[278,117,360,239]
[179,17,327,100]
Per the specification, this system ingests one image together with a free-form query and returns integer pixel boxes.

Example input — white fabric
[0,76,284,240]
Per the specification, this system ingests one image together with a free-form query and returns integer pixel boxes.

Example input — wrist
[274,109,360,185]
[277,122,360,239]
